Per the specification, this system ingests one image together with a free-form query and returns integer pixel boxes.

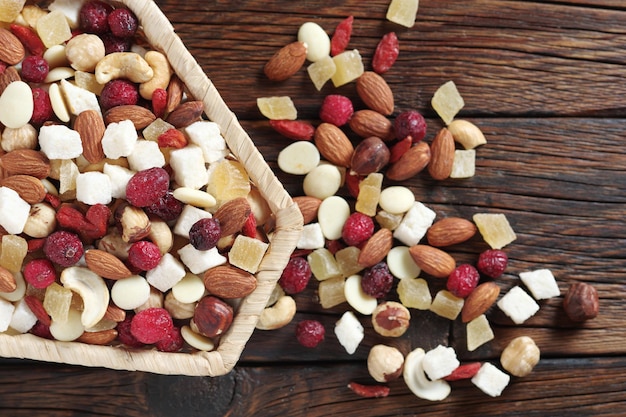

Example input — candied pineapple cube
[355,173,383,216]
[473,213,516,249]
[307,55,336,91]
[450,149,476,179]
[467,314,495,351]
[331,49,364,87]
[307,248,342,281]
[257,96,297,120]
[74,71,104,96]
[430,289,464,320]
[386,0,419,28]
[397,277,431,310]
[143,118,176,142]
[59,158,79,195]
[20,4,47,27]
[0,235,27,273]
[0,0,26,22]
[375,210,404,231]
[335,246,363,277]
[36,9,72,48]
[206,159,251,206]
[318,275,346,309]
[228,235,269,274]
[43,282,73,323]
[432,80,465,125]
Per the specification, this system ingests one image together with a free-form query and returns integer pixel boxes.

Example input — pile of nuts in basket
[0,0,273,353]
[257,0,600,400]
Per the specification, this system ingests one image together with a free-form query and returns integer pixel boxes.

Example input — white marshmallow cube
[0,298,15,332]
[393,201,436,246]
[519,268,560,300]
[422,345,460,381]
[184,121,229,164]
[76,171,112,205]
[173,205,212,238]
[169,145,209,189]
[38,124,83,159]
[103,163,135,199]
[9,298,37,333]
[497,286,540,324]
[0,187,30,234]
[296,223,326,250]
[334,311,364,355]
[101,119,138,159]
[127,140,165,171]
[146,253,186,293]
[177,245,227,274]
[471,362,511,397]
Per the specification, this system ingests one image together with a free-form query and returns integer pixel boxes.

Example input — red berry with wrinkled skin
[447,264,480,298]
[130,307,173,344]
[31,88,53,126]
[125,167,170,207]
[21,55,48,83]
[477,249,509,279]
[43,231,84,267]
[319,95,353,126]
[79,0,113,34]
[107,8,138,38]
[155,326,184,352]
[100,79,138,110]
[278,257,311,294]
[188,218,221,251]
[29,321,53,340]
[102,32,131,54]
[394,110,427,143]
[23,258,57,289]
[295,320,325,348]
[128,240,162,271]
[361,262,394,299]
[117,315,144,347]
[341,212,374,246]
[144,190,184,221]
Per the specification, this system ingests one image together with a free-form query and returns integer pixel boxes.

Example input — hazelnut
[563,282,599,322]
[367,344,404,382]
[350,136,390,175]
[193,296,234,338]
[164,291,195,320]
[371,301,411,337]
[134,285,164,312]
[500,336,540,377]
[115,203,151,243]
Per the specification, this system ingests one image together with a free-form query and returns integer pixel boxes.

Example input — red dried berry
[444,362,482,381]
[44,192,61,209]
[348,382,390,398]
[100,79,139,111]
[344,171,362,199]
[372,32,399,74]
[116,315,144,348]
[10,24,45,56]
[325,239,345,255]
[278,257,311,294]
[389,136,413,163]
[330,15,354,56]
[29,321,53,340]
[155,325,184,352]
[83,203,111,240]
[31,88,54,126]
[269,119,315,141]
[157,128,188,148]
[20,55,49,83]
[477,249,508,279]
[43,231,84,267]
[394,110,427,143]
[447,264,480,298]
[144,190,184,221]
[295,319,325,348]
[151,87,167,118]
[23,258,57,289]
[79,0,113,34]
[128,240,162,271]
[107,8,138,38]
[101,32,132,54]
[130,307,173,344]
[319,95,353,126]
[361,262,394,299]
[242,212,257,238]
[125,167,170,207]
[27,238,46,253]
[188,218,222,251]
[341,212,374,247]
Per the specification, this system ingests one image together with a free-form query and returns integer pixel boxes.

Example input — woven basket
[0,0,302,376]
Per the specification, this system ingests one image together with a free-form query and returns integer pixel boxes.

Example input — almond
[166,75,185,113]
[293,196,322,224]
[428,127,455,180]
[408,244,456,278]
[0,174,46,204]
[104,105,156,130]
[0,265,17,293]
[264,41,308,81]
[166,100,204,128]
[314,122,355,167]
[74,110,106,164]
[104,304,126,322]
[84,249,133,280]
[0,66,20,96]
[461,281,501,323]
[0,28,25,65]
[213,197,252,236]
[0,149,50,179]
[427,217,477,247]
[77,329,119,345]
[358,228,393,268]
[349,109,395,141]
[386,141,430,181]
[203,265,257,299]
[356,71,394,115]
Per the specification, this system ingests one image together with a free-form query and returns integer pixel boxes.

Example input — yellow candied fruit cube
[36,9,72,48]
[331,49,364,87]
[335,246,363,278]
[206,159,251,207]
[43,282,73,323]
[0,0,26,22]
[355,173,383,216]
[228,235,269,274]
[74,71,104,96]
[143,118,176,142]
[450,149,476,178]
[20,4,47,28]
[386,0,419,28]
[397,277,432,310]
[307,248,342,281]
[430,289,464,320]
[257,96,297,120]
[473,213,517,249]
[432,80,465,125]
[0,235,28,273]
[467,314,495,351]
[307,56,337,91]
[318,275,346,309]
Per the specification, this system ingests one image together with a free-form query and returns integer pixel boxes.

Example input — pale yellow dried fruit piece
[307,55,336,91]
[356,173,383,216]
[318,275,346,309]
[143,118,175,142]
[430,290,464,320]
[228,235,268,274]
[473,213,517,249]
[432,80,465,125]
[36,9,72,48]
[397,277,431,310]
[0,235,27,273]
[308,248,342,281]
[467,314,495,351]
[331,49,364,87]
[375,210,403,231]
[44,282,73,323]
[20,4,47,27]
[0,0,26,22]
[206,159,251,206]
[450,149,476,179]
[335,246,364,278]
[257,96,297,120]
[386,0,419,28]
[74,71,104,96]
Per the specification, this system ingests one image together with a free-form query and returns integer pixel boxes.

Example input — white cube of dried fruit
[393,202,436,246]
[169,145,209,190]
[0,187,30,234]
[519,268,560,300]
[38,124,83,159]
[297,223,326,250]
[173,205,212,238]
[127,140,165,171]
[467,314,495,351]
[9,298,37,333]
[450,149,476,179]
[177,245,227,275]
[75,171,112,205]
[103,163,135,199]
[497,286,540,324]
[60,79,101,116]
[145,253,186,292]
[422,345,460,381]
[101,119,138,159]
[334,310,364,355]
[185,121,229,164]
[471,362,511,397]
[0,298,15,332]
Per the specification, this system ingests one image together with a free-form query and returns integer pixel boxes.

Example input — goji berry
[56,205,89,232]
[330,15,354,56]
[269,119,315,141]
[152,87,167,119]
[444,362,482,381]
[10,24,45,56]
[23,295,51,326]
[84,203,111,239]
[242,212,257,238]
[389,136,413,163]
[344,171,362,199]
[372,32,399,74]
[325,239,345,255]
[44,193,61,209]
[29,321,53,340]
[347,382,390,398]
[157,128,188,148]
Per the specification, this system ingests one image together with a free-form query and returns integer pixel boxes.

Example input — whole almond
[0,66,21,96]
[386,141,431,181]
[462,281,501,323]
[104,304,126,322]
[84,249,133,280]
[264,41,308,81]
[314,122,355,167]
[349,109,394,141]
[104,105,156,129]
[166,74,185,113]
[293,196,322,224]
[358,228,393,268]
[77,329,119,345]
[0,174,46,204]
[428,127,455,180]
[203,265,257,299]
[0,265,17,293]
[427,217,477,247]
[213,197,252,236]
[408,244,456,278]
[0,28,25,65]
[75,110,106,164]
[166,100,205,128]
[0,149,50,179]
[356,71,394,115]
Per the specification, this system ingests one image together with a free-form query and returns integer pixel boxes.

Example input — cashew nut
[403,348,451,401]
[95,52,154,85]
[139,50,173,100]
[256,295,296,330]
[60,266,110,328]
[65,33,105,72]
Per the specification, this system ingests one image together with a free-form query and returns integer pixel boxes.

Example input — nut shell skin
[193,296,234,338]
[563,282,599,322]
[371,301,411,337]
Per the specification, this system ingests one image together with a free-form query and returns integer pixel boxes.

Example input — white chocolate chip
[297,22,331,62]
[317,195,350,241]
[387,245,421,280]
[111,275,151,310]
[344,274,378,315]
[379,186,415,214]
[277,141,320,175]
[0,81,34,129]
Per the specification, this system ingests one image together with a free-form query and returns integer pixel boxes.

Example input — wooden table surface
[2,0,626,416]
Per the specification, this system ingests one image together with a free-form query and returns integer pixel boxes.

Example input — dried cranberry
[155,325,184,352]
[295,319,325,348]
[79,0,113,34]
[319,95,353,126]
[43,231,84,267]
[394,110,427,143]
[100,79,139,110]
[101,32,132,54]
[125,167,170,207]
[476,249,509,279]
[116,315,144,348]
[130,307,173,344]
[278,257,311,294]
[23,258,57,289]
[341,212,374,247]
[29,321,53,340]
[188,218,222,251]
[31,88,54,126]
[144,190,184,221]
[20,55,49,83]
[447,264,480,298]
[128,240,162,271]
[107,8,138,38]
[361,262,394,299]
